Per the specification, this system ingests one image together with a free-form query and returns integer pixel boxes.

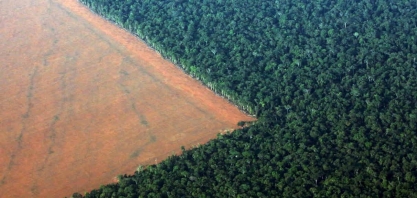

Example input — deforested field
[0,0,254,197]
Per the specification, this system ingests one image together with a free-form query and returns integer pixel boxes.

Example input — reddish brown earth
[0,0,254,197]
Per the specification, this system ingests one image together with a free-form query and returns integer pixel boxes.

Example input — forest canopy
[75,0,417,197]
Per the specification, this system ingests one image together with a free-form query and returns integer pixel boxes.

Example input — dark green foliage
[76,0,417,197]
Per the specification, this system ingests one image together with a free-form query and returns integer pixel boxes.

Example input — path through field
[0,0,253,197]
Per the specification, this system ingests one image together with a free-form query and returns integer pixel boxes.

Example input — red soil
[0,0,254,197]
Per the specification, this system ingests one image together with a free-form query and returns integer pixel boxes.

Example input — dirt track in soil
[0,0,254,197]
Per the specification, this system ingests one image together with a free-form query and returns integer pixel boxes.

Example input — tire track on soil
[31,53,79,196]
[0,65,39,187]
[117,58,151,128]
[29,2,69,194]
[117,57,158,159]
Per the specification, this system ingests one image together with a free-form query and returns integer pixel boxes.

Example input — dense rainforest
[74,0,417,197]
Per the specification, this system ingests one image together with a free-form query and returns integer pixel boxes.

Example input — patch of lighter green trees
[73,0,417,197]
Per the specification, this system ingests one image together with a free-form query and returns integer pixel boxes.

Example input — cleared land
[0,0,254,197]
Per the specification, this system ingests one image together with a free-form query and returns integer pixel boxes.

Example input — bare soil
[0,0,254,197]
